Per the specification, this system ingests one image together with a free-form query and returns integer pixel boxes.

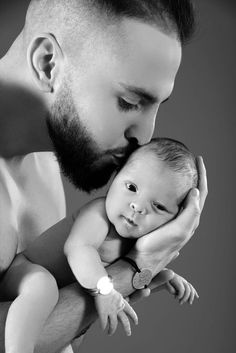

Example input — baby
[64,137,199,335]
[0,137,199,353]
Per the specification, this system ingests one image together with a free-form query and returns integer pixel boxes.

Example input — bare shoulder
[70,197,109,247]
[0,153,66,256]
[31,152,64,192]
[73,197,107,221]
[25,152,66,220]
[0,173,18,275]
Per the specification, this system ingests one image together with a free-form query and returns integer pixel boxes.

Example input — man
[0,1,207,352]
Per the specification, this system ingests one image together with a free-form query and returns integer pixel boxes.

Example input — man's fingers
[117,311,132,336]
[150,269,175,292]
[196,156,208,211]
[99,313,108,331]
[169,278,185,300]
[123,300,138,325]
[108,314,118,336]
[166,281,176,295]
[179,281,191,304]
[171,251,180,262]
[173,188,201,246]
[189,284,199,304]
[127,287,151,304]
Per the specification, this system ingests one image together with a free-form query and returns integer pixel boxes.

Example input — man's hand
[127,268,174,304]
[127,270,198,306]
[95,289,138,336]
[129,157,207,275]
[165,273,199,305]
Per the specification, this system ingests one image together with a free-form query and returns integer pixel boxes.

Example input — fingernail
[192,188,199,198]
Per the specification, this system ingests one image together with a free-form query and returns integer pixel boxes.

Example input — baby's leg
[1,254,59,353]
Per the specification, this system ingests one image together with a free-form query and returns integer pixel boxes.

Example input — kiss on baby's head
[105,137,198,238]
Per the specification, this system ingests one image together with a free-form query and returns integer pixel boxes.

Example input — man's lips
[108,139,139,164]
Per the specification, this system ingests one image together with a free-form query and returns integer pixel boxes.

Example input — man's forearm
[38,259,136,352]
[35,283,95,353]
[0,301,9,353]
[0,283,96,353]
[107,258,137,297]
[0,260,137,353]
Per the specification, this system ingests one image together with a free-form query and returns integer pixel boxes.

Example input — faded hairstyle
[24,0,195,47]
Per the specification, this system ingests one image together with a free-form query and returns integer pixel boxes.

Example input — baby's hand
[165,273,199,305]
[95,289,138,336]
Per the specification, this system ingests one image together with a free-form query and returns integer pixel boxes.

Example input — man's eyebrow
[119,83,171,105]
[161,96,170,104]
[119,83,158,104]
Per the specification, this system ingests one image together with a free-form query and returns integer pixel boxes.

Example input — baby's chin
[114,222,146,239]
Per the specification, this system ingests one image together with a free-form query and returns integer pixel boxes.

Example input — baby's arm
[64,198,111,290]
[0,254,58,353]
[64,198,138,335]
[164,271,199,305]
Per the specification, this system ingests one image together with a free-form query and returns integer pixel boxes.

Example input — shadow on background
[0,1,235,352]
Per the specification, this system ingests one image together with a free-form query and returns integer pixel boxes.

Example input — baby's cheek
[148,215,169,232]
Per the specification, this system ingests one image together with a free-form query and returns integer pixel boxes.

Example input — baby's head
[105,137,198,238]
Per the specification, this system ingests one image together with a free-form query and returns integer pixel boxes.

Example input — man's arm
[0,260,145,353]
[0,157,207,353]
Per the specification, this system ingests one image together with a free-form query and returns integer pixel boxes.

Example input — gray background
[0,0,235,352]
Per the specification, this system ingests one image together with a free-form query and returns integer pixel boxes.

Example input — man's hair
[86,0,196,44]
[24,0,195,47]
[130,137,199,188]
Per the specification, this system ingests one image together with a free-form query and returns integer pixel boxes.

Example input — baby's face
[105,153,191,238]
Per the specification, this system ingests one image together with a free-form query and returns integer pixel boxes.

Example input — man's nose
[125,108,158,145]
[130,202,146,215]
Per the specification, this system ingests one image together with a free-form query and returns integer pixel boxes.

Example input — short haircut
[128,137,199,188]
[87,0,196,45]
[25,0,195,46]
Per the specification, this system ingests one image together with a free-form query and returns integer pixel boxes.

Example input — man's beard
[46,83,138,192]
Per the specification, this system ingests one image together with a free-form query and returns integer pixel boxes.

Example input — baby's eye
[153,202,167,212]
[126,183,137,192]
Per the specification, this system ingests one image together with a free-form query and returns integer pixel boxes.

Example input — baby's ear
[27,33,64,92]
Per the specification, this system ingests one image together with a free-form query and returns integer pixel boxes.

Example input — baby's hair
[129,137,199,188]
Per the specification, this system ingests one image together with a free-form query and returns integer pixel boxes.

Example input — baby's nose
[130,202,146,215]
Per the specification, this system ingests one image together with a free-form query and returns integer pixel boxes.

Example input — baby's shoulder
[73,197,109,230]
[80,197,107,216]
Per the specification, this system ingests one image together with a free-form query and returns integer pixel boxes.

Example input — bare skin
[0,7,208,353]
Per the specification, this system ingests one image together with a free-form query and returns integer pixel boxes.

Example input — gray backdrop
[0,0,235,352]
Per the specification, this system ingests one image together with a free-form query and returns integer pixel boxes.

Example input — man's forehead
[114,19,182,99]
[120,18,181,53]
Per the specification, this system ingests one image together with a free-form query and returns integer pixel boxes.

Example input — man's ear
[27,33,64,92]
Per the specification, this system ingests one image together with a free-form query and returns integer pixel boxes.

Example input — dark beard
[46,87,138,192]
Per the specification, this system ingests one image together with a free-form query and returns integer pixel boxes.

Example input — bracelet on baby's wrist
[84,275,114,296]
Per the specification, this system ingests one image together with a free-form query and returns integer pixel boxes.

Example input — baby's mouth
[123,216,138,227]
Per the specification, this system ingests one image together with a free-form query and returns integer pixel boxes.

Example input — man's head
[105,137,198,238]
[23,0,195,191]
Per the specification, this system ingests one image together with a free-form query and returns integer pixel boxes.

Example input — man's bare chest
[0,153,66,253]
